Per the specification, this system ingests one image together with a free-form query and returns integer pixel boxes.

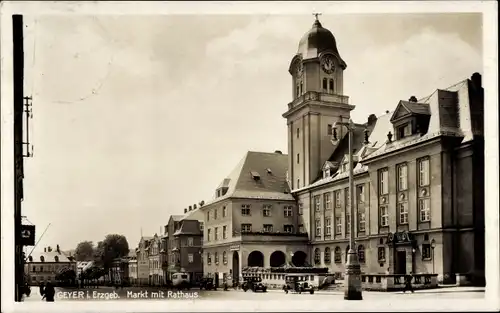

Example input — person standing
[42,282,55,302]
[403,272,415,293]
[39,282,45,299]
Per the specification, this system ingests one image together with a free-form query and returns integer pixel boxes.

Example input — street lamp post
[430,239,436,274]
[332,119,363,300]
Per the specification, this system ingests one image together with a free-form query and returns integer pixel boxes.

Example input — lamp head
[430,238,436,248]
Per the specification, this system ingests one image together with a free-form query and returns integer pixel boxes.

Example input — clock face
[321,55,335,74]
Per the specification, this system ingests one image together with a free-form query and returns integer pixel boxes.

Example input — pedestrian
[403,272,414,293]
[42,282,55,302]
[39,282,45,299]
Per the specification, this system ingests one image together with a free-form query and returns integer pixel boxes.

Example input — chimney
[367,114,377,125]
[44,247,46,252]
[471,72,482,89]
[385,110,389,114]
[184,208,188,213]
[189,205,192,211]
[47,246,52,252]
[199,200,205,207]
[408,96,418,102]
[193,204,197,209]
[56,244,60,253]
[274,150,282,154]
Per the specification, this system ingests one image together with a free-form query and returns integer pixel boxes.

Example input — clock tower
[283,17,355,189]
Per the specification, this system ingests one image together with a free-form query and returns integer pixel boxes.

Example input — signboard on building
[229,245,240,251]
[19,224,35,246]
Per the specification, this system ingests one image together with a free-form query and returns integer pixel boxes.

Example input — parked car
[172,273,191,290]
[283,275,315,294]
[241,276,267,292]
[198,277,215,290]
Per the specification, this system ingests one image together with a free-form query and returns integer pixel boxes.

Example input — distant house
[25,245,77,285]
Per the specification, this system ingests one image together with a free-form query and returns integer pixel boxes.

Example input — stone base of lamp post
[344,249,363,300]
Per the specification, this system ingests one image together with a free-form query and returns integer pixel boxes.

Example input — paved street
[22,286,484,302]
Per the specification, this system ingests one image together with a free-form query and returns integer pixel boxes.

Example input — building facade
[147,234,163,286]
[283,19,484,285]
[201,151,309,286]
[135,236,152,286]
[25,245,77,285]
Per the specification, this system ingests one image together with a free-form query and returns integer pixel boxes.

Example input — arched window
[324,247,331,264]
[296,85,300,98]
[223,251,227,264]
[345,245,350,262]
[40,256,45,262]
[207,253,211,265]
[358,245,365,263]
[54,256,59,262]
[322,78,328,92]
[334,247,342,263]
[329,79,334,93]
[215,252,219,264]
[300,81,303,95]
[314,248,321,265]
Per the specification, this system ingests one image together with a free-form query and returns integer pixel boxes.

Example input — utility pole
[332,120,363,300]
[13,14,25,302]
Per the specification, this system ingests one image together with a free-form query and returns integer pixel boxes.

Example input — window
[223,226,227,239]
[419,198,431,222]
[322,78,328,92]
[422,243,431,260]
[298,202,303,215]
[325,217,332,235]
[399,203,408,224]
[327,124,333,135]
[188,253,194,263]
[397,164,408,191]
[187,237,194,247]
[296,85,300,97]
[206,211,210,222]
[223,206,227,217]
[300,81,303,95]
[298,224,305,233]
[334,247,342,263]
[297,153,300,164]
[207,229,211,241]
[323,168,331,178]
[241,204,251,216]
[358,212,366,231]
[297,128,300,139]
[334,191,341,207]
[345,245,350,262]
[324,247,331,264]
[329,79,334,93]
[284,224,294,233]
[223,251,228,264]
[207,253,211,265]
[379,169,389,195]
[358,245,365,263]
[315,219,321,236]
[284,205,293,217]
[263,224,273,232]
[199,222,204,232]
[345,188,350,207]
[380,206,389,227]
[356,185,365,203]
[214,227,219,240]
[324,193,332,210]
[418,158,430,186]
[314,196,321,211]
[314,248,321,265]
[263,205,272,217]
[241,224,252,233]
[377,247,386,261]
[346,213,351,234]
[215,252,219,264]
[214,209,218,220]
[335,217,342,235]
[398,124,412,139]
[297,179,300,189]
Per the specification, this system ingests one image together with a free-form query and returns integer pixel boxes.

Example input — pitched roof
[204,151,294,206]
[171,215,184,222]
[27,248,73,263]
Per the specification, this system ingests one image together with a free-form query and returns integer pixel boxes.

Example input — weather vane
[313,12,322,21]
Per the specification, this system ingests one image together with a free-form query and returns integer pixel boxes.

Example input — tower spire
[313,12,322,21]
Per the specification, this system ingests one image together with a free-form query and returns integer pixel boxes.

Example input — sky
[19,13,483,252]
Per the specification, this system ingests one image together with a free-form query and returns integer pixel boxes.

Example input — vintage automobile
[198,277,216,291]
[283,275,315,294]
[171,273,191,290]
[241,276,267,292]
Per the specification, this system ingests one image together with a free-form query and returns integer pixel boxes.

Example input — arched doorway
[291,251,307,267]
[247,251,264,267]
[269,251,286,267]
[232,251,239,285]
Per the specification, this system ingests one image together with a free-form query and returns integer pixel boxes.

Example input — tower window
[323,78,328,92]
[296,128,299,138]
[329,79,334,93]
[300,81,303,95]
[297,153,300,164]
[296,85,300,98]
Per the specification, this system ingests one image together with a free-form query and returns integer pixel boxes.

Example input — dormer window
[251,171,261,181]
[323,168,331,179]
[54,256,59,262]
[397,123,412,139]
[40,256,45,262]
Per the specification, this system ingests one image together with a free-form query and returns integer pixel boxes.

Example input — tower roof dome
[296,19,347,69]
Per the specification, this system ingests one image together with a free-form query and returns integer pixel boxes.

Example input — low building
[25,245,77,285]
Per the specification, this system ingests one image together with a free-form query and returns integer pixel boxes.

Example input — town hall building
[200,17,485,287]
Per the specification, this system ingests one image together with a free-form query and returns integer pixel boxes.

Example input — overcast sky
[20,13,482,252]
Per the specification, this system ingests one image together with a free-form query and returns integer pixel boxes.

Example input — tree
[95,234,129,269]
[74,241,95,261]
